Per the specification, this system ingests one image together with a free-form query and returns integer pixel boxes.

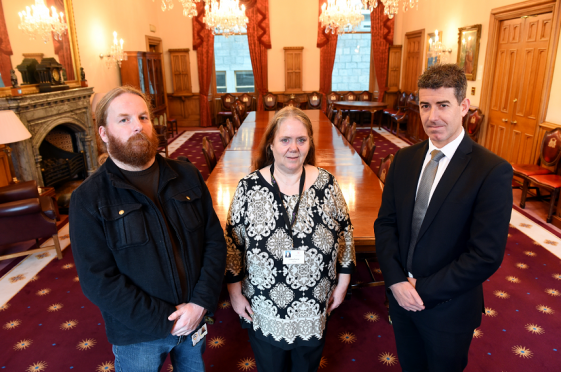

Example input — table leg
[370,109,375,135]
[377,109,383,130]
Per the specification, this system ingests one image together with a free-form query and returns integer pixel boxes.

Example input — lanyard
[270,163,306,240]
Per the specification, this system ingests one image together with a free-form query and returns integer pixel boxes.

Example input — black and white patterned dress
[225,167,356,347]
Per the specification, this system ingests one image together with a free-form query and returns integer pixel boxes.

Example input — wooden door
[284,47,303,92]
[387,45,402,89]
[402,30,424,93]
[486,13,553,163]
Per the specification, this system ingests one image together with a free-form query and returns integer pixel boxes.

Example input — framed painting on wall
[426,30,443,68]
[457,24,482,81]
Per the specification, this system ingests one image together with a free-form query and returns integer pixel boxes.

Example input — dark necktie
[407,150,445,276]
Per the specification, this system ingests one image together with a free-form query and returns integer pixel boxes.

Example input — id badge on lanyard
[271,163,306,265]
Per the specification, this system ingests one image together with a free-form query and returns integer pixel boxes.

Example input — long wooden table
[206,110,383,251]
[333,101,387,131]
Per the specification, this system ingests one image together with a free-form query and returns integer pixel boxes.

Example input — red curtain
[317,1,337,112]
[370,4,394,102]
[193,1,214,127]
[0,0,13,87]
[47,0,75,80]
[243,0,271,111]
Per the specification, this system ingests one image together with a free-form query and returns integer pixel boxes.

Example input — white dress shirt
[415,129,465,203]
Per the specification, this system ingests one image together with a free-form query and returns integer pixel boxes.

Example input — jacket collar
[105,154,179,192]
[415,134,474,243]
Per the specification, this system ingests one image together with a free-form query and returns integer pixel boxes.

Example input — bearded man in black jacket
[70,86,226,372]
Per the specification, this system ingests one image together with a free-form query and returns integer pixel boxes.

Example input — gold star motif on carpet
[378,352,398,366]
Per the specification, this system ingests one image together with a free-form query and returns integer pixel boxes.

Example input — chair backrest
[159,115,165,127]
[539,128,561,169]
[239,93,252,110]
[234,100,247,120]
[153,125,168,147]
[226,118,235,138]
[359,91,373,102]
[378,154,395,184]
[340,118,349,137]
[333,110,343,129]
[263,92,278,111]
[221,93,236,110]
[343,91,357,101]
[397,92,408,109]
[231,110,241,130]
[308,91,322,109]
[327,92,340,105]
[153,116,159,126]
[360,134,376,166]
[346,122,357,144]
[327,103,335,121]
[463,108,484,140]
[218,125,230,148]
[202,136,217,172]
[406,93,416,106]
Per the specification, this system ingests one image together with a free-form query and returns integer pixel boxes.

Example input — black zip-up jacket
[69,155,226,345]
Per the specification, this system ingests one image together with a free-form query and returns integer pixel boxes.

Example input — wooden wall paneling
[169,48,192,93]
[167,94,200,126]
[284,47,304,92]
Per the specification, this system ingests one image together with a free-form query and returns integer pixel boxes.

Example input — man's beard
[106,127,159,168]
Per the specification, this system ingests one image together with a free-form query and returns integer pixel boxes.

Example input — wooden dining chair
[342,91,357,101]
[218,125,231,148]
[390,93,415,136]
[263,92,278,111]
[153,124,169,157]
[307,91,322,110]
[359,91,374,125]
[340,116,350,138]
[384,92,406,129]
[234,100,247,122]
[326,103,334,121]
[327,91,341,105]
[218,93,235,123]
[378,154,395,184]
[202,137,217,173]
[231,109,241,130]
[284,98,298,108]
[165,112,178,137]
[226,118,235,138]
[360,133,376,166]
[463,107,484,142]
[333,110,343,130]
[346,122,357,144]
[239,93,253,111]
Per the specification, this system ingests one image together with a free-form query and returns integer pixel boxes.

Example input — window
[235,71,255,92]
[216,71,227,93]
[331,10,371,92]
[214,34,254,93]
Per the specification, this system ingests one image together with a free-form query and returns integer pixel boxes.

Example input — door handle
[502,118,508,122]
[511,120,518,124]
[513,98,518,103]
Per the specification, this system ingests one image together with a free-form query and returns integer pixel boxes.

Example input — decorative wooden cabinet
[120,51,168,117]
[169,48,192,93]
[284,47,304,92]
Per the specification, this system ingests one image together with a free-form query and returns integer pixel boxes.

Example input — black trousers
[389,302,474,372]
[247,328,325,372]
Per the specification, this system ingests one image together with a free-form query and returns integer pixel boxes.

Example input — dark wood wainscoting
[167,94,200,127]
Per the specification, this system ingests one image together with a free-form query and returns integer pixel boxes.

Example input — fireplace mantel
[0,87,98,186]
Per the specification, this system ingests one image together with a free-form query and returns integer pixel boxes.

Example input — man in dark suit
[374,64,512,372]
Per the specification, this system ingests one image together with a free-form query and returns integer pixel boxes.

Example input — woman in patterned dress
[225,107,356,372]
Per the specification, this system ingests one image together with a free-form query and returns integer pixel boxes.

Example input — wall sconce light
[99,31,128,68]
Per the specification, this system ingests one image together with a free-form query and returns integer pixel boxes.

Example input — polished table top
[333,101,388,111]
[206,110,383,246]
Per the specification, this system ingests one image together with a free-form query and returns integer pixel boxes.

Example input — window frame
[234,70,255,93]
[216,71,227,93]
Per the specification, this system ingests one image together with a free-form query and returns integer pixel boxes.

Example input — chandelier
[361,0,419,19]
[18,0,68,44]
[101,32,128,68]
[320,0,364,35]
[203,0,248,37]
[154,0,200,18]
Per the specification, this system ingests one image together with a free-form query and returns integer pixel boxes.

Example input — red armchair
[0,181,63,261]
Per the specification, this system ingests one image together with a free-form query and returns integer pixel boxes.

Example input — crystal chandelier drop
[154,0,200,18]
[319,0,364,35]
[203,0,248,37]
[105,31,128,68]
[18,0,68,44]
[361,0,419,19]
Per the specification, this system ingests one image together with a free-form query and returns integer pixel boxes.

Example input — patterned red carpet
[1,225,560,371]
[169,131,224,180]
[352,129,401,175]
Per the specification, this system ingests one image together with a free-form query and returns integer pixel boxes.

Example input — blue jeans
[113,332,206,372]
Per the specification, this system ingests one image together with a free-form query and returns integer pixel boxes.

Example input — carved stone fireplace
[0,87,98,187]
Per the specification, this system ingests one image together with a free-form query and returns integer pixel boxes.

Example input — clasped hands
[168,302,207,336]
[390,277,425,312]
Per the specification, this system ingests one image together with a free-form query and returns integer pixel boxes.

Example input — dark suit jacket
[374,134,513,333]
